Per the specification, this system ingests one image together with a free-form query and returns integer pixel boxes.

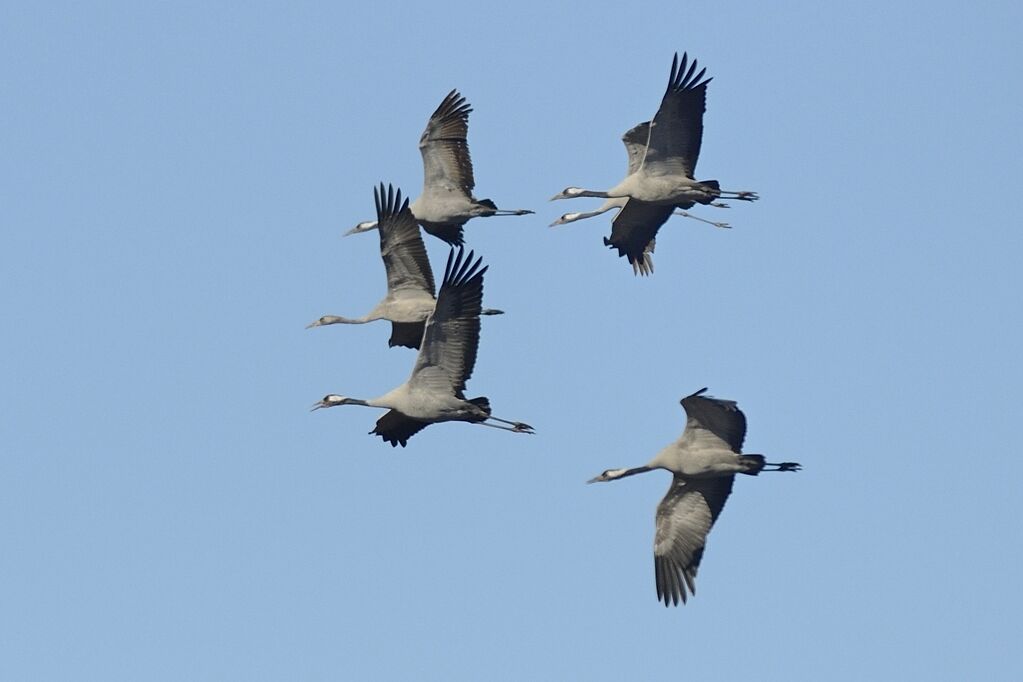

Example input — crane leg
[674,210,731,229]
[474,420,535,434]
[714,190,759,202]
[763,461,801,472]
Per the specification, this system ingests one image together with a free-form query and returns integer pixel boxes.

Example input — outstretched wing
[420,90,475,199]
[372,410,429,448]
[408,247,485,398]
[679,387,747,453]
[374,183,436,297]
[603,199,674,274]
[640,52,711,179]
[654,474,734,606]
[621,121,651,175]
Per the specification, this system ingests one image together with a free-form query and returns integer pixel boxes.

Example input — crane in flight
[588,388,800,606]
[552,52,758,270]
[308,184,502,349]
[346,90,533,246]
[312,237,534,447]
[551,120,732,274]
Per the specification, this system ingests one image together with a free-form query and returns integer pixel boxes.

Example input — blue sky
[3,1,1022,679]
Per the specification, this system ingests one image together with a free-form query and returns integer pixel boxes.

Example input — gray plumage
[346,91,533,246]
[552,52,758,212]
[311,246,534,446]
[551,122,730,275]
[309,184,502,349]
[587,388,800,606]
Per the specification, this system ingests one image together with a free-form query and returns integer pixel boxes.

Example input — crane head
[311,394,349,411]
[549,212,581,227]
[586,468,626,484]
[549,187,585,201]
[344,220,378,237]
[306,316,333,329]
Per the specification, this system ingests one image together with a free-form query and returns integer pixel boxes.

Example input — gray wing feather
[419,90,475,198]
[654,475,734,606]
[409,247,485,397]
[621,121,651,175]
[374,184,436,296]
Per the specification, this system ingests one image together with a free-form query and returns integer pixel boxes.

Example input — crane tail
[738,454,765,475]
[468,396,492,421]
[694,179,721,205]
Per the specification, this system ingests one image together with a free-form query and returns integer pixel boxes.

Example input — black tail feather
[468,396,491,417]
[739,454,765,475]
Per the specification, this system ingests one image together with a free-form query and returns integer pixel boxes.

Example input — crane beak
[342,226,362,237]
[305,319,323,329]
[585,474,605,484]
[310,401,326,411]
[549,192,567,201]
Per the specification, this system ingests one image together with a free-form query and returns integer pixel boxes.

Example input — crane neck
[610,465,654,480]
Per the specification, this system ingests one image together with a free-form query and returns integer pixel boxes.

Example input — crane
[551,121,732,274]
[346,90,533,246]
[308,183,503,349]
[587,388,800,606]
[552,52,758,211]
[311,242,534,446]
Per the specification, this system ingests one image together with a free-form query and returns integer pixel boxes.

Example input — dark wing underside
[409,247,485,398]
[654,475,734,606]
[603,200,674,273]
[641,52,711,179]
[389,321,426,349]
[680,387,747,453]
[420,222,466,247]
[372,409,430,448]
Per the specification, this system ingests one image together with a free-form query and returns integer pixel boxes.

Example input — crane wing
[680,387,747,453]
[621,121,651,175]
[408,247,485,398]
[420,222,466,247]
[603,199,674,274]
[640,52,711,179]
[654,474,734,606]
[419,90,476,200]
[388,321,426,350]
[372,410,429,448]
[374,183,436,297]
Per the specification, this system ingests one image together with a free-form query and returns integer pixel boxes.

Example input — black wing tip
[424,223,465,246]
[603,237,650,272]
[655,557,691,607]
[374,182,410,224]
[370,428,408,448]
[443,246,487,288]
[682,387,710,402]
[667,50,712,94]
[372,431,407,447]
[433,89,473,122]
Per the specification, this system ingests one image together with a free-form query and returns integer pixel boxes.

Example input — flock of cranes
[309,51,800,606]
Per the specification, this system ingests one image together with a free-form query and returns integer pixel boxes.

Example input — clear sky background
[3,2,1022,680]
